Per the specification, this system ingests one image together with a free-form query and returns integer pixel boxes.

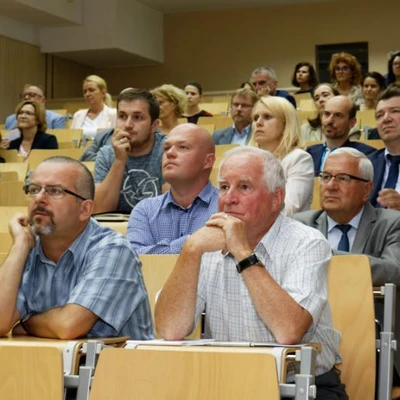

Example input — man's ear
[79,200,93,221]
[272,187,285,211]
[151,119,160,133]
[204,153,216,170]
[349,117,357,130]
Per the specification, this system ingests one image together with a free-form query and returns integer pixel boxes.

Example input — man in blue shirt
[251,67,297,108]
[5,84,67,129]
[0,156,153,340]
[127,123,218,254]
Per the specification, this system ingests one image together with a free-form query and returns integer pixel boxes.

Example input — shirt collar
[162,181,217,210]
[326,206,364,233]
[232,123,251,136]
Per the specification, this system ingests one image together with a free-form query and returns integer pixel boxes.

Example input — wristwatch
[236,253,262,273]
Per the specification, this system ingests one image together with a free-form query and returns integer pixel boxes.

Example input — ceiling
[137,0,335,13]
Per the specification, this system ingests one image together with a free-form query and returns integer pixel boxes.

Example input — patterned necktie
[336,224,352,252]
[384,154,400,189]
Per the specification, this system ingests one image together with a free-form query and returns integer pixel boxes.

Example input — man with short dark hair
[0,156,153,340]
[293,147,400,375]
[5,84,66,129]
[250,67,296,108]
[369,84,400,210]
[307,96,376,175]
[212,88,258,145]
[156,147,347,399]
[127,123,218,254]
[94,88,167,214]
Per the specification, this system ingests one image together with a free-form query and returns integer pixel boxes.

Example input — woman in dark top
[386,51,400,86]
[291,62,318,94]
[183,81,212,124]
[0,100,58,161]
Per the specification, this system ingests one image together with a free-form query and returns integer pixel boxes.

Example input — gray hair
[251,66,277,81]
[218,147,286,210]
[326,148,374,181]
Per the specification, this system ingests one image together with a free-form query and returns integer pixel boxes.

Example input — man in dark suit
[369,84,400,210]
[307,96,376,176]
[212,88,257,145]
[293,147,400,375]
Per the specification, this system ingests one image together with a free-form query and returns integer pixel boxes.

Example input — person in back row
[93,88,166,214]
[212,88,258,145]
[5,84,66,130]
[183,81,213,124]
[127,123,218,254]
[0,156,153,340]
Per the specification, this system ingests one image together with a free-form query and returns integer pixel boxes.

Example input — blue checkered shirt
[127,182,219,254]
[17,218,154,339]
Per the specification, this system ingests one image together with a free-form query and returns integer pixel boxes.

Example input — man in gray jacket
[212,88,258,145]
[293,147,400,375]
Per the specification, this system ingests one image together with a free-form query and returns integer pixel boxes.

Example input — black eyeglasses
[23,183,88,201]
[318,172,369,185]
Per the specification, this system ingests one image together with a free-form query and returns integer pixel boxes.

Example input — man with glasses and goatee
[0,156,153,340]
[4,84,66,129]
[293,147,400,379]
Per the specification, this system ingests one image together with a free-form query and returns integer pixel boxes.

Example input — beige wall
[0,35,93,121]
[97,0,398,93]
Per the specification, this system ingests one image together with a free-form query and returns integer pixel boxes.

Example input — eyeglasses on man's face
[20,92,43,100]
[23,183,88,201]
[318,172,369,185]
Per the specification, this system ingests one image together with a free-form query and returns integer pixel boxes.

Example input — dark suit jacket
[212,125,251,145]
[8,131,58,151]
[368,148,386,206]
[306,139,377,176]
[293,203,400,372]
[275,89,297,108]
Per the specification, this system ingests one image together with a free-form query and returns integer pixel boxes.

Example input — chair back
[89,346,280,400]
[328,255,376,399]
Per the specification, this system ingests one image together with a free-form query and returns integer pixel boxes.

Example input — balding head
[163,123,215,187]
[322,95,357,140]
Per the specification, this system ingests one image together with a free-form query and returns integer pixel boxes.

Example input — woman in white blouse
[71,75,116,138]
[250,96,314,216]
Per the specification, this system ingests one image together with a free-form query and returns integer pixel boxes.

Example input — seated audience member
[0,101,58,161]
[127,124,218,254]
[329,52,363,106]
[301,83,339,143]
[240,80,255,91]
[155,147,347,399]
[182,81,213,124]
[71,75,116,139]
[307,96,376,176]
[5,84,66,129]
[212,88,258,145]
[386,51,400,86]
[151,84,187,134]
[250,67,297,108]
[0,133,5,163]
[0,156,153,339]
[80,128,113,161]
[369,84,400,210]
[360,72,386,111]
[291,62,318,94]
[250,96,314,216]
[293,147,400,376]
[94,89,166,214]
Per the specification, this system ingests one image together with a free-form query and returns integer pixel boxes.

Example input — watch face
[236,253,260,273]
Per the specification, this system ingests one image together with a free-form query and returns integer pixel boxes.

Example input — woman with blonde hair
[329,52,363,105]
[250,96,314,216]
[0,100,58,161]
[151,84,187,134]
[71,75,116,138]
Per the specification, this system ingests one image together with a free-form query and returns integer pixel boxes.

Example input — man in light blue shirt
[212,88,257,145]
[5,84,67,129]
[0,156,153,340]
[127,123,218,254]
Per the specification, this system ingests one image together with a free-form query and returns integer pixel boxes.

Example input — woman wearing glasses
[386,51,400,86]
[249,96,314,216]
[0,100,58,161]
[329,52,363,106]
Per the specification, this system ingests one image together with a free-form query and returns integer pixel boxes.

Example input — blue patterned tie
[337,225,352,252]
[384,154,400,189]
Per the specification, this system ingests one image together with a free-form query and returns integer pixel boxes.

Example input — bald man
[127,123,218,254]
[306,95,376,175]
